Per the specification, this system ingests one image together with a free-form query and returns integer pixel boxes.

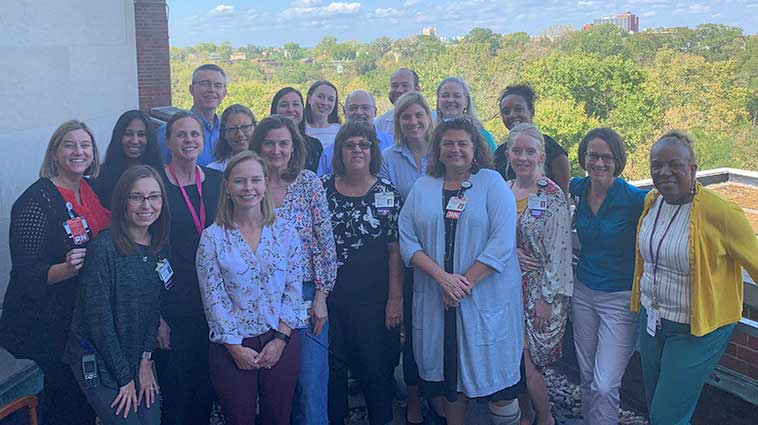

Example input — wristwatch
[141,351,153,361]
[272,330,291,344]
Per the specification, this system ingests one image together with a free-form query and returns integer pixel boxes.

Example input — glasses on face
[342,140,372,151]
[441,116,475,125]
[586,152,615,164]
[194,80,225,90]
[128,193,163,206]
[223,124,254,135]
[347,104,374,113]
[650,160,688,173]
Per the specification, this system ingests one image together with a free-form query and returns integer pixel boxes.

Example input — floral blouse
[321,175,402,267]
[196,219,304,344]
[277,169,337,293]
[514,178,573,302]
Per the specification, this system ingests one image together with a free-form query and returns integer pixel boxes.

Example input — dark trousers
[402,268,420,386]
[209,331,301,425]
[37,356,95,425]
[328,299,399,425]
[155,317,213,425]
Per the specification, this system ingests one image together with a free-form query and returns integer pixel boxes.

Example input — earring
[689,186,696,195]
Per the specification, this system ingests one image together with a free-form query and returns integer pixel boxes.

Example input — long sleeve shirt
[63,231,165,389]
[196,220,304,344]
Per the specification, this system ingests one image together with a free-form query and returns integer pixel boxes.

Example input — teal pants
[639,307,735,425]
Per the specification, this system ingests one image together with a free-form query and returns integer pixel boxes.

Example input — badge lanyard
[443,180,471,262]
[63,202,91,246]
[646,199,683,334]
[168,165,206,236]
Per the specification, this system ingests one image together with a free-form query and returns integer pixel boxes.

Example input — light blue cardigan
[399,168,524,397]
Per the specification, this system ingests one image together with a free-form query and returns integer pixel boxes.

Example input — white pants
[572,281,638,425]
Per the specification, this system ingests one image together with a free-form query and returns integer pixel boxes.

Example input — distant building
[423,27,437,37]
[230,52,247,61]
[588,11,639,33]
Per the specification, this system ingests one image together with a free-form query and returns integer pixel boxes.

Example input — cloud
[403,0,424,6]
[688,3,711,13]
[577,1,595,6]
[643,10,657,16]
[372,8,403,18]
[281,1,361,19]
[209,4,234,16]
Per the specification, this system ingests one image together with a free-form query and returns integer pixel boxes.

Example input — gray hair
[344,90,376,108]
[435,76,478,121]
[191,63,227,85]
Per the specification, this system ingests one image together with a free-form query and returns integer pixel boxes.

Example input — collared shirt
[157,107,221,166]
[570,176,647,292]
[316,130,393,176]
[196,220,304,344]
[375,110,395,136]
[378,144,429,201]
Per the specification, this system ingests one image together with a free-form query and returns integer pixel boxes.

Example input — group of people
[0,62,756,425]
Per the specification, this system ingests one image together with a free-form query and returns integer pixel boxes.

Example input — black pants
[328,299,399,425]
[155,316,213,425]
[402,268,420,386]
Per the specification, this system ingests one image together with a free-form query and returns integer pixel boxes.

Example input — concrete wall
[0,1,139,304]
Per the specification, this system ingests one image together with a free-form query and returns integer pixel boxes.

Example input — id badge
[374,192,394,209]
[528,194,547,218]
[64,217,90,246]
[82,354,99,389]
[446,196,467,212]
[299,300,313,324]
[155,259,174,290]
[646,308,660,337]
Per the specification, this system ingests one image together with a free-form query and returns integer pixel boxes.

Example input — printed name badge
[64,217,90,245]
[445,197,467,220]
[375,192,395,215]
[528,194,548,218]
[155,259,174,290]
[646,308,659,337]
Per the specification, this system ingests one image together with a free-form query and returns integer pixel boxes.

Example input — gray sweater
[63,230,167,389]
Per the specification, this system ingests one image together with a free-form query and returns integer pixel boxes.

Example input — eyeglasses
[223,124,254,134]
[346,104,374,113]
[441,116,476,126]
[342,141,372,151]
[127,193,163,206]
[586,152,615,164]
[194,80,225,90]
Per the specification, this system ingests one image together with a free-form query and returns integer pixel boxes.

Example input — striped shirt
[638,196,692,324]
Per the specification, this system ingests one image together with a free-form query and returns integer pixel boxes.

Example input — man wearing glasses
[157,64,228,165]
[317,90,393,176]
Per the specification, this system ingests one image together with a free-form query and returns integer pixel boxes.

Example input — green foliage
[168,25,756,179]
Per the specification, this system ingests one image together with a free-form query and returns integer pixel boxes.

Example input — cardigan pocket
[476,308,509,346]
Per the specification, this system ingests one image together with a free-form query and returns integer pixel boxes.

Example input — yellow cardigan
[631,182,758,336]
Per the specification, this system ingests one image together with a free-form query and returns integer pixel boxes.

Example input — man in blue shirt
[157,64,227,165]
[317,90,393,176]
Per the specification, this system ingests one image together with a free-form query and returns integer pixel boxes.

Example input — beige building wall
[0,1,139,304]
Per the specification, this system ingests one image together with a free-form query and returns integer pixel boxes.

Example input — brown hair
[39,120,100,179]
[216,151,276,228]
[427,116,493,178]
[332,122,383,176]
[578,127,628,177]
[165,110,205,141]
[393,92,433,146]
[110,165,170,256]
[249,115,306,181]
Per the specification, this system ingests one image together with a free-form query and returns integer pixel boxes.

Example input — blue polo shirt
[570,176,647,292]
[156,108,221,166]
[316,130,393,176]
[378,144,430,202]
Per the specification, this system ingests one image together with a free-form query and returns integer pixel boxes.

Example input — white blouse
[638,196,692,324]
[196,218,304,344]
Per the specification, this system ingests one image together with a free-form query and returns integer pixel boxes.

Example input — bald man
[317,90,393,176]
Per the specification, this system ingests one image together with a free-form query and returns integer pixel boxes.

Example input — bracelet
[272,330,290,344]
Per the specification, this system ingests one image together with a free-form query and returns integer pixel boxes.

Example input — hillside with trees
[169,24,757,179]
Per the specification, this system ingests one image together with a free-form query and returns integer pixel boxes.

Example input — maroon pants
[209,330,301,425]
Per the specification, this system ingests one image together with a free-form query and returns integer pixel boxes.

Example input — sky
[167,0,758,47]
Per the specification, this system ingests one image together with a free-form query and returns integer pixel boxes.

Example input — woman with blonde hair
[0,120,110,425]
[198,151,303,425]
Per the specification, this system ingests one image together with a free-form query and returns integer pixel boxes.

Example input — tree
[463,27,501,54]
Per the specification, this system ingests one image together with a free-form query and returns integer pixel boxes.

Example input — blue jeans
[291,282,330,425]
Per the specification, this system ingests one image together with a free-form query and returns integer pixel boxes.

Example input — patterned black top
[321,175,402,303]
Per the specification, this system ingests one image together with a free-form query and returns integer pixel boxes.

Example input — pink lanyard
[168,165,206,236]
